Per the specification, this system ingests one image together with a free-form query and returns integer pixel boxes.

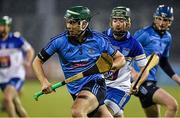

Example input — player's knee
[71,105,86,117]
[167,100,178,112]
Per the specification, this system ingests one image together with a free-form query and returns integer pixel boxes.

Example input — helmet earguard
[154,5,174,21]
[0,16,12,26]
[111,6,131,22]
[64,6,91,22]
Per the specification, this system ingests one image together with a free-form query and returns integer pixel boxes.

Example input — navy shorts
[0,78,24,92]
[136,81,159,108]
[70,79,106,106]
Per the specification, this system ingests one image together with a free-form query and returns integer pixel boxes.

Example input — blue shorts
[105,87,130,114]
[0,78,24,92]
[70,79,106,106]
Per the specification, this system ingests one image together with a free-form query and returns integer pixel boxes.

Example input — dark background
[0,0,179,85]
[0,0,179,61]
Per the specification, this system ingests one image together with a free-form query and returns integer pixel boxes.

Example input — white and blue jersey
[0,32,32,83]
[41,30,116,95]
[103,28,147,92]
[134,26,172,81]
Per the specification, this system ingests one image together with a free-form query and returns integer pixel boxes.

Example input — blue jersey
[103,28,146,65]
[0,33,25,49]
[43,30,116,94]
[103,28,147,92]
[134,26,172,81]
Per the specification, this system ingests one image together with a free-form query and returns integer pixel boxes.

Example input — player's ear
[127,21,131,29]
[81,20,89,31]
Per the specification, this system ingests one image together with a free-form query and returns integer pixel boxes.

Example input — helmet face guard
[153,5,173,31]
[110,6,131,37]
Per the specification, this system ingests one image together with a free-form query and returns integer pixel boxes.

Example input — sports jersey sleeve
[132,40,147,67]
[38,38,62,62]
[21,38,32,51]
[99,36,116,56]
[13,33,32,52]
[134,29,149,47]
[162,34,172,58]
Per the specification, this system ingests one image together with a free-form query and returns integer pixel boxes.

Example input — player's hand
[129,67,139,80]
[41,79,54,94]
[172,74,180,86]
[130,81,139,95]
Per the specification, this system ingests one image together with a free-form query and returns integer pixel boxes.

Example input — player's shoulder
[134,26,152,38]
[51,31,67,40]
[91,30,110,41]
[9,32,24,43]
[49,31,68,43]
[165,31,172,38]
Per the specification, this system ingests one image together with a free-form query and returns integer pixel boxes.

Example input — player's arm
[24,46,35,67]
[32,50,53,94]
[111,50,126,72]
[159,56,180,85]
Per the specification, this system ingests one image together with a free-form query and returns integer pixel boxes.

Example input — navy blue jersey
[42,30,116,94]
[134,26,172,81]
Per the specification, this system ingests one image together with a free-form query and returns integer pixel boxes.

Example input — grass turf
[0,81,180,117]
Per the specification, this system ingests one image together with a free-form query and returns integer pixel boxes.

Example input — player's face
[111,18,129,32]
[65,19,81,36]
[154,16,172,31]
[0,25,9,38]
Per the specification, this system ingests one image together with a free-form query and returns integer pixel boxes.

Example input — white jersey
[0,32,32,83]
[106,57,147,93]
[103,29,148,93]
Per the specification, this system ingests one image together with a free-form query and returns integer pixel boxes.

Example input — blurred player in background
[0,16,34,117]
[33,6,126,117]
[102,6,150,117]
[133,5,180,117]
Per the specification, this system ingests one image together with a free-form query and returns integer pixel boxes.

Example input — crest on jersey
[88,48,95,54]
[122,48,130,56]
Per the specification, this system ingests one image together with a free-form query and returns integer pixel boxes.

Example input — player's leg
[71,79,112,117]
[94,104,113,117]
[3,85,17,117]
[143,104,160,117]
[137,81,160,117]
[104,87,130,117]
[11,78,27,117]
[13,96,27,117]
[152,88,178,117]
[71,90,99,117]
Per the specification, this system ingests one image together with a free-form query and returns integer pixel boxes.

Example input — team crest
[88,48,95,54]
[122,48,130,56]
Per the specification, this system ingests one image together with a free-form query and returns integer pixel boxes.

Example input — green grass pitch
[0,81,180,117]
